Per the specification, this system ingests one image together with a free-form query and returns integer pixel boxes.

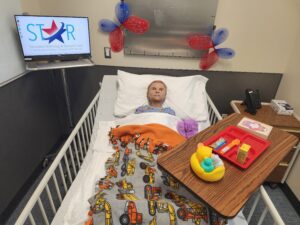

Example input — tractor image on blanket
[165,191,208,224]
[152,143,169,154]
[88,192,113,225]
[165,191,187,207]
[156,201,177,225]
[105,158,118,179]
[116,179,138,201]
[176,203,208,225]
[119,201,143,225]
[96,178,114,192]
[121,147,134,177]
[161,174,179,189]
[144,185,162,216]
[104,165,117,179]
[136,149,155,162]
[121,158,136,177]
[116,179,135,194]
[144,185,162,200]
[145,200,177,225]
[140,162,156,184]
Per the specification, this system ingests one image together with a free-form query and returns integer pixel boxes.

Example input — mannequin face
[147,82,167,107]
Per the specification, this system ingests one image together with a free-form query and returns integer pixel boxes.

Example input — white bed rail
[244,186,285,225]
[207,94,222,124]
[15,90,101,225]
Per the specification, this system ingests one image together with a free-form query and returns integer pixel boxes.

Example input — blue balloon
[212,28,229,46]
[115,1,131,24]
[99,19,118,32]
[216,48,235,59]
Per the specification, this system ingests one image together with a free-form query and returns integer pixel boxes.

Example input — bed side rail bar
[245,186,285,225]
[15,90,101,225]
[206,93,222,124]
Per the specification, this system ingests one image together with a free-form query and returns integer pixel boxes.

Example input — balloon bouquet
[187,28,235,70]
[99,0,150,52]
[99,0,234,70]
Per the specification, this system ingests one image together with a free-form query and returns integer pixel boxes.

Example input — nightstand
[230,100,300,183]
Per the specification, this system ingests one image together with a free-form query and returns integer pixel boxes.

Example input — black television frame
[14,15,92,62]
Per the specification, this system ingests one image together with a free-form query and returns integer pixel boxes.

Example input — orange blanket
[109,123,186,153]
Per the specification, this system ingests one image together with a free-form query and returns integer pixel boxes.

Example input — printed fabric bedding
[84,113,227,225]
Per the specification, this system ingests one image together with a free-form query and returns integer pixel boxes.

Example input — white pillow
[114,70,209,121]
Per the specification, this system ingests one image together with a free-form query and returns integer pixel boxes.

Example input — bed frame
[15,91,285,225]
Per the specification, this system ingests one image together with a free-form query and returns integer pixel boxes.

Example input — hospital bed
[15,75,285,225]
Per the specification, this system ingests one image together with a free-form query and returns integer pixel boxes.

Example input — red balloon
[200,50,219,70]
[187,34,213,50]
[123,15,150,34]
[109,27,124,52]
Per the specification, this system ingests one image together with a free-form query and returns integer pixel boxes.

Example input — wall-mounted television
[14,15,91,61]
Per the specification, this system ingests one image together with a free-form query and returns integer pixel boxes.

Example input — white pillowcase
[114,70,209,121]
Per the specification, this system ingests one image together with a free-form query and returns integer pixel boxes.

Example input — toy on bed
[190,143,225,182]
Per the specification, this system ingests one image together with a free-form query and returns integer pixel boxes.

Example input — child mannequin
[135,80,175,115]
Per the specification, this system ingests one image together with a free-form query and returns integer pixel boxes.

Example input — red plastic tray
[203,126,271,169]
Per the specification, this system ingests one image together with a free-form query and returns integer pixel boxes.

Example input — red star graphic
[42,20,58,35]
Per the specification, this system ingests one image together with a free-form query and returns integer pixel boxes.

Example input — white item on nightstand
[271,99,294,115]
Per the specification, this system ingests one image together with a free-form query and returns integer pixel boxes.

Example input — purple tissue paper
[177,119,198,139]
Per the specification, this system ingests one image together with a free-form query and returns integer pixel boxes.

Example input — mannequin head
[147,80,167,108]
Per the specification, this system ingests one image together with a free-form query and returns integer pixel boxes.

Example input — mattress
[51,75,247,225]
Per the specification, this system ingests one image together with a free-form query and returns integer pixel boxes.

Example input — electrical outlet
[104,47,111,58]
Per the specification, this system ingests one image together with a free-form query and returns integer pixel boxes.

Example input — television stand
[25,58,94,71]
[25,59,94,128]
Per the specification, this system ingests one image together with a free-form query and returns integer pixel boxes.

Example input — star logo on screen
[42,20,66,43]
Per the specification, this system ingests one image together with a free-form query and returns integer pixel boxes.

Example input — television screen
[15,15,91,61]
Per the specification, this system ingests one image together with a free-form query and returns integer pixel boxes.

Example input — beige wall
[21,0,300,73]
[21,0,40,15]
[276,28,300,115]
[276,23,300,201]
